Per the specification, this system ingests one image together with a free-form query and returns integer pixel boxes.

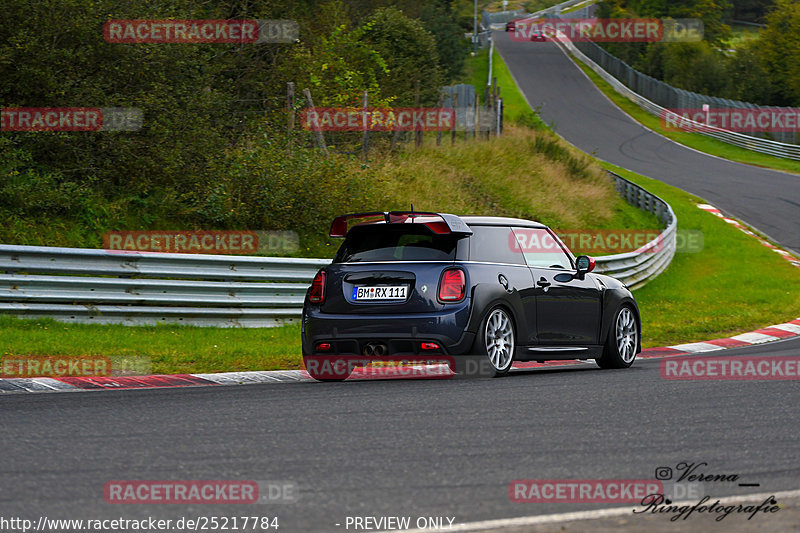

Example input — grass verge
[571,56,800,175]
[605,162,800,346]
[0,316,303,373]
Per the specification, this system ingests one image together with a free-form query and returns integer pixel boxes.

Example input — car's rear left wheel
[474,307,515,377]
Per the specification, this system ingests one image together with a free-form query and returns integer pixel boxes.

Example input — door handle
[537,277,551,288]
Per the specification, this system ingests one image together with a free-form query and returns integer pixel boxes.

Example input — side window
[511,228,573,270]
[468,226,526,265]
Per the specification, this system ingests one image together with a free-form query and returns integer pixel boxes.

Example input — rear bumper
[301,302,475,356]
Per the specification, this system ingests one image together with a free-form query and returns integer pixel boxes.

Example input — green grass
[605,162,800,346]
[572,56,800,175]
[458,47,490,89]
[372,124,661,231]
[0,316,303,374]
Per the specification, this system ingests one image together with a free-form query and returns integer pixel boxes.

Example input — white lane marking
[731,332,781,344]
[30,378,79,391]
[379,488,800,532]
[771,323,800,334]
[669,342,722,353]
[1,378,78,392]
[191,370,311,384]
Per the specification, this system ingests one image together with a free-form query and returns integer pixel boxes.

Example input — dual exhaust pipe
[362,342,388,356]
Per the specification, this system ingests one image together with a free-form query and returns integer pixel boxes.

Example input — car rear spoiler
[329,211,473,237]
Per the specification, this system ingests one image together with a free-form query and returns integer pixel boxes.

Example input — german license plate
[352,285,408,301]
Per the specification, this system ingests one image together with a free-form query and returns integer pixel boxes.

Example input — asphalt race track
[493,31,800,255]
[2,339,800,531]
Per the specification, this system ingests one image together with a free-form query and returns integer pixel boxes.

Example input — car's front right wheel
[596,305,639,369]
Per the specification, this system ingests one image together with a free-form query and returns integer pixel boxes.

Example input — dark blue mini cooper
[302,212,640,379]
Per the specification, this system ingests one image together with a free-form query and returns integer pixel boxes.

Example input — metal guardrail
[0,173,674,327]
[593,172,677,290]
[551,25,800,160]
[0,246,327,327]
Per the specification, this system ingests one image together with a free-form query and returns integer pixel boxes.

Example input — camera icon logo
[655,467,673,480]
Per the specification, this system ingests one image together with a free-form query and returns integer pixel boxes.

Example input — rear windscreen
[333,225,460,263]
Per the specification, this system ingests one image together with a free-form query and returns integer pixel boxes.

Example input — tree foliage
[758,0,800,105]
[0,0,468,241]
[597,0,800,106]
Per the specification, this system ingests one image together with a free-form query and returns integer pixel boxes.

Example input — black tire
[470,306,516,377]
[596,305,639,369]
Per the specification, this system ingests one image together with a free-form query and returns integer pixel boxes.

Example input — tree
[725,40,775,103]
[601,0,734,44]
[661,42,729,96]
[358,7,444,106]
[420,1,469,82]
[731,0,774,23]
[759,0,800,105]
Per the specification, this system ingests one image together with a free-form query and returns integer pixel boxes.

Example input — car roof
[460,216,547,229]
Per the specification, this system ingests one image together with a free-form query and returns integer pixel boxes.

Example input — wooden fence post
[302,88,328,156]
[414,80,422,148]
[361,90,369,161]
[473,93,480,141]
[451,92,458,145]
[437,92,444,147]
[287,82,295,134]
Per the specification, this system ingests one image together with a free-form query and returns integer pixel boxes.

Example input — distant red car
[530,29,547,42]
[506,19,520,32]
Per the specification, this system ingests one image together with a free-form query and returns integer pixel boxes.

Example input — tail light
[438,268,466,302]
[309,270,326,303]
